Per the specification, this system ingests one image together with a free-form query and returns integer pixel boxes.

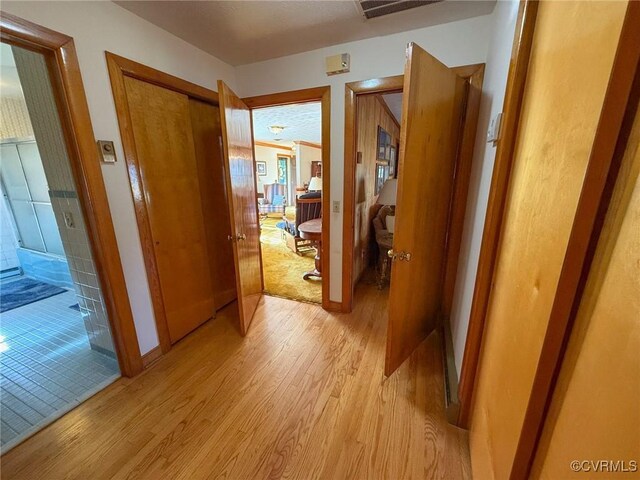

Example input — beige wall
[254,144,292,194]
[237,14,493,302]
[353,95,400,284]
[532,89,640,480]
[296,143,322,188]
[469,1,628,478]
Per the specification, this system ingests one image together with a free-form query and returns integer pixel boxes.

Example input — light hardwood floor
[1,284,470,479]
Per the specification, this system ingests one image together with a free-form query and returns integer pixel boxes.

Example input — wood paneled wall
[531,93,640,479]
[353,95,400,284]
[469,1,628,478]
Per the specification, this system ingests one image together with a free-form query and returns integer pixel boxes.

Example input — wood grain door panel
[124,77,216,343]
[385,43,466,375]
[189,99,238,309]
[218,81,263,335]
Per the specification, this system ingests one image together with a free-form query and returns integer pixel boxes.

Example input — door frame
[106,52,220,356]
[456,0,539,428]
[0,13,142,376]
[243,87,333,311]
[341,64,485,315]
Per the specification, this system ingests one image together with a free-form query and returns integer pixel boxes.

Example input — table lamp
[377,178,397,233]
[308,176,322,192]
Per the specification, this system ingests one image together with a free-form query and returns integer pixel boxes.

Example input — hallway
[1,284,470,480]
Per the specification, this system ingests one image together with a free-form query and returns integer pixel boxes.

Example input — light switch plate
[332,201,340,213]
[487,113,503,144]
[97,140,117,163]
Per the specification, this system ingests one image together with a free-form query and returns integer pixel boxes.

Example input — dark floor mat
[0,278,66,313]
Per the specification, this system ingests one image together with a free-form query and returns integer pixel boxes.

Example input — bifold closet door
[124,77,216,343]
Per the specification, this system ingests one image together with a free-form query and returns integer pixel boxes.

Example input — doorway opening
[343,55,484,385]
[0,42,120,451]
[252,102,323,304]
[350,92,402,295]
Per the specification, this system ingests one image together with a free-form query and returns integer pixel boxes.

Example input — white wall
[2,1,237,355]
[297,144,322,187]
[255,144,287,193]
[449,0,520,377]
[237,14,494,301]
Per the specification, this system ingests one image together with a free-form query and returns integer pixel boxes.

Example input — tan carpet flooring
[260,217,321,304]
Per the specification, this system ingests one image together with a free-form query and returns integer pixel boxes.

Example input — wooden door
[189,99,237,309]
[218,81,263,335]
[124,77,216,343]
[385,43,466,375]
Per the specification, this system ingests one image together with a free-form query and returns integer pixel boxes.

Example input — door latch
[228,233,246,242]
[387,249,412,262]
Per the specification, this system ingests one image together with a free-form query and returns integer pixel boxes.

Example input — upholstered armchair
[283,192,322,254]
[258,183,287,217]
[373,205,394,288]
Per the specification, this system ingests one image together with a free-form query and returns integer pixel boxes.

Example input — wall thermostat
[97,140,117,163]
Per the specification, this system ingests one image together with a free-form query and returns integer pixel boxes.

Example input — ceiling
[382,93,403,123]
[115,1,496,66]
[252,102,321,147]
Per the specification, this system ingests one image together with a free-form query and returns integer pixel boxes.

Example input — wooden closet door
[189,99,237,309]
[124,77,216,343]
[385,43,466,375]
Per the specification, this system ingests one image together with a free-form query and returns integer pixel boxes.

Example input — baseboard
[142,346,163,368]
[323,300,348,313]
[441,317,461,426]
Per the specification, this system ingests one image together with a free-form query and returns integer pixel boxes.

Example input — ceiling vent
[358,0,443,19]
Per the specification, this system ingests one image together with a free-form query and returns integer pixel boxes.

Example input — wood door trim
[255,140,293,150]
[510,3,640,478]
[442,63,485,319]
[242,86,332,311]
[294,140,322,149]
[106,53,218,105]
[342,66,483,316]
[106,52,221,354]
[456,0,539,428]
[243,87,330,108]
[0,13,143,376]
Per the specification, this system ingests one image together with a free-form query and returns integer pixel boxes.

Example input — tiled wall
[16,248,73,288]
[12,45,116,357]
[0,96,34,140]
[0,184,20,274]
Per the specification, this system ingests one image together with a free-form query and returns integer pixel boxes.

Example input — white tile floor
[0,280,120,451]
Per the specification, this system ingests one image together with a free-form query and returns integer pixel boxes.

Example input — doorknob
[228,234,246,242]
[388,249,411,262]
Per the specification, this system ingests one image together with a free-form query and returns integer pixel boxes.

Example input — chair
[258,183,287,217]
[373,205,394,288]
[283,192,322,254]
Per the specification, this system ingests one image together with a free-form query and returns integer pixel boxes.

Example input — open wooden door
[385,43,466,375]
[218,81,263,335]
